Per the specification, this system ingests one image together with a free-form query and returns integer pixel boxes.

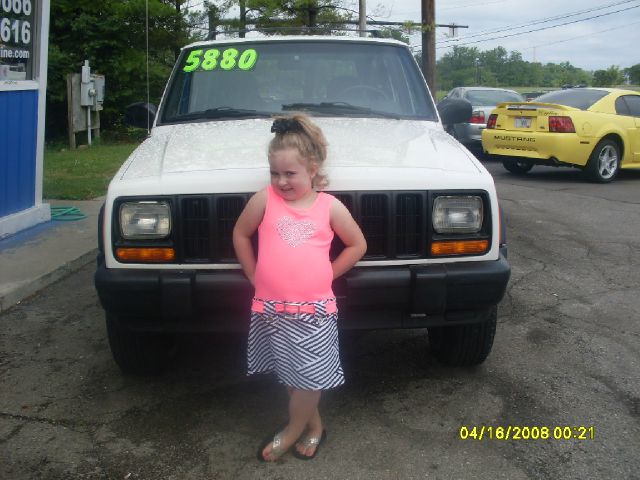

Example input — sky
[360,0,640,71]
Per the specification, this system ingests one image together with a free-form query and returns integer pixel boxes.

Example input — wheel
[106,312,176,375]
[502,158,533,174]
[427,307,497,366]
[584,139,620,183]
[340,84,390,102]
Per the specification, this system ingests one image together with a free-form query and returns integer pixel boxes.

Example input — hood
[111,117,487,195]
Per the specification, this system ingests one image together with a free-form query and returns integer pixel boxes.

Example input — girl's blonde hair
[269,114,329,189]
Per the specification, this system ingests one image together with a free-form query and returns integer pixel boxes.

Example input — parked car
[439,87,524,148]
[482,88,640,182]
[522,91,546,101]
[94,36,510,374]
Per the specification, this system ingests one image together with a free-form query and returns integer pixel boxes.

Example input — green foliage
[241,0,352,33]
[375,27,410,44]
[625,64,640,84]
[44,142,141,200]
[46,0,196,140]
[435,46,592,91]
[593,66,625,87]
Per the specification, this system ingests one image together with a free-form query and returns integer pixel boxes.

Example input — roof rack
[205,24,406,41]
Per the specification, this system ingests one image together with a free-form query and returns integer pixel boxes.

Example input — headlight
[433,196,483,233]
[120,201,171,239]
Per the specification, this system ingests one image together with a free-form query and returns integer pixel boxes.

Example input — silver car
[440,87,525,148]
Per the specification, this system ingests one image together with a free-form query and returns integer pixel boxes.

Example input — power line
[436,2,640,49]
[526,19,640,50]
[438,0,640,44]
[439,0,508,11]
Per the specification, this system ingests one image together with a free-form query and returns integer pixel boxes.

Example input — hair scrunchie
[271,118,303,135]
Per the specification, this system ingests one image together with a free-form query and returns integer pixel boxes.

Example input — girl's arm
[330,199,367,279]
[232,189,267,286]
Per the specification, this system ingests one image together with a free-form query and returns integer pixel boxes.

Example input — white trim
[34,0,50,206]
[0,80,39,91]
[0,204,51,239]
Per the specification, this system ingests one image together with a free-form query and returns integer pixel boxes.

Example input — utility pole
[239,0,246,38]
[359,0,366,37]
[422,0,436,94]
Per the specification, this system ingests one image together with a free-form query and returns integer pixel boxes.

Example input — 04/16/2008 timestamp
[459,425,595,441]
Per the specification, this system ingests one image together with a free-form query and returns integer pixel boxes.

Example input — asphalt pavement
[0,198,103,314]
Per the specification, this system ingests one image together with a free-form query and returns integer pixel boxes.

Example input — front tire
[428,307,497,367]
[106,312,176,375]
[584,139,620,183]
[502,158,533,174]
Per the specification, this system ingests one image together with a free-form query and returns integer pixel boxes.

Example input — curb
[0,249,98,314]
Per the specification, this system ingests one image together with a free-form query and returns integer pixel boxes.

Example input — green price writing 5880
[183,48,258,72]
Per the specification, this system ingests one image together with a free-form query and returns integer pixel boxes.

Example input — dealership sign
[0,0,34,80]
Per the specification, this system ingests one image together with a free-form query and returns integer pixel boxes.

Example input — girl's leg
[287,386,322,430]
[261,388,322,461]
[287,386,324,457]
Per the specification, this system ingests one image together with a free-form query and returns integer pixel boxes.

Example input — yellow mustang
[481,88,640,182]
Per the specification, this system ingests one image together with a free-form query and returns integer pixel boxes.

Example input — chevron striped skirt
[247,298,345,390]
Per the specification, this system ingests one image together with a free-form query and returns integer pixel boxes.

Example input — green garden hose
[51,206,87,221]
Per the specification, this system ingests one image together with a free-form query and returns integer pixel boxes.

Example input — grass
[44,141,140,200]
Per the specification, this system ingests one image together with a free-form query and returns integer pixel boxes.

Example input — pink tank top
[254,185,335,302]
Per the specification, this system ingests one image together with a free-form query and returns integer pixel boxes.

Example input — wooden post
[66,74,76,149]
[421,0,436,95]
[239,0,246,38]
[359,0,366,37]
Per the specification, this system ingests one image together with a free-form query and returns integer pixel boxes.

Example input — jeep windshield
[159,39,437,124]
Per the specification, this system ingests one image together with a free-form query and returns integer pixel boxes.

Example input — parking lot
[1,158,639,480]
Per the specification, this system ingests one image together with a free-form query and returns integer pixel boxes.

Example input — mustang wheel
[106,312,176,375]
[428,307,497,366]
[585,139,620,183]
[502,158,533,174]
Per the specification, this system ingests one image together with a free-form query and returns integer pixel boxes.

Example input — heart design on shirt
[276,216,316,247]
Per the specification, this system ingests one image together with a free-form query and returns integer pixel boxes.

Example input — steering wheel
[340,84,390,102]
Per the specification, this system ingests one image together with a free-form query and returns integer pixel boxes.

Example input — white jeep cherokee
[94,36,510,374]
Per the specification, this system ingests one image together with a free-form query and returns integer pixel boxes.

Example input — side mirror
[125,102,157,129]
[437,98,472,126]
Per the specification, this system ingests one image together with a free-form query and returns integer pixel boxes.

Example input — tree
[624,63,640,84]
[375,27,410,44]
[436,46,481,90]
[435,44,596,91]
[47,0,195,140]
[592,65,625,87]
[214,0,353,35]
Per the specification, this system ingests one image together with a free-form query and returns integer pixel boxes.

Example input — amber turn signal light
[116,247,176,262]
[431,240,489,256]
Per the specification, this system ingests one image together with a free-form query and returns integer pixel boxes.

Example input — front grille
[396,193,423,256]
[178,191,428,263]
[182,197,210,261]
[361,194,388,257]
[217,196,245,261]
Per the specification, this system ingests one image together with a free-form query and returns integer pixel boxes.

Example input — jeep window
[159,40,437,124]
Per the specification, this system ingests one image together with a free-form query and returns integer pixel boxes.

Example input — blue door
[0,89,38,217]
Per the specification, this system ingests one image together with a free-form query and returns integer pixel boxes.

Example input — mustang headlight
[433,196,483,233]
[119,201,171,239]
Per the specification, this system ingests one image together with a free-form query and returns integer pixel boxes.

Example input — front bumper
[95,248,510,332]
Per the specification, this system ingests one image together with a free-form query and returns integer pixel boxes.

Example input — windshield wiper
[282,102,400,119]
[170,107,272,121]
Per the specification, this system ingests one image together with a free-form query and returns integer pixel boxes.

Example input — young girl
[233,114,367,462]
